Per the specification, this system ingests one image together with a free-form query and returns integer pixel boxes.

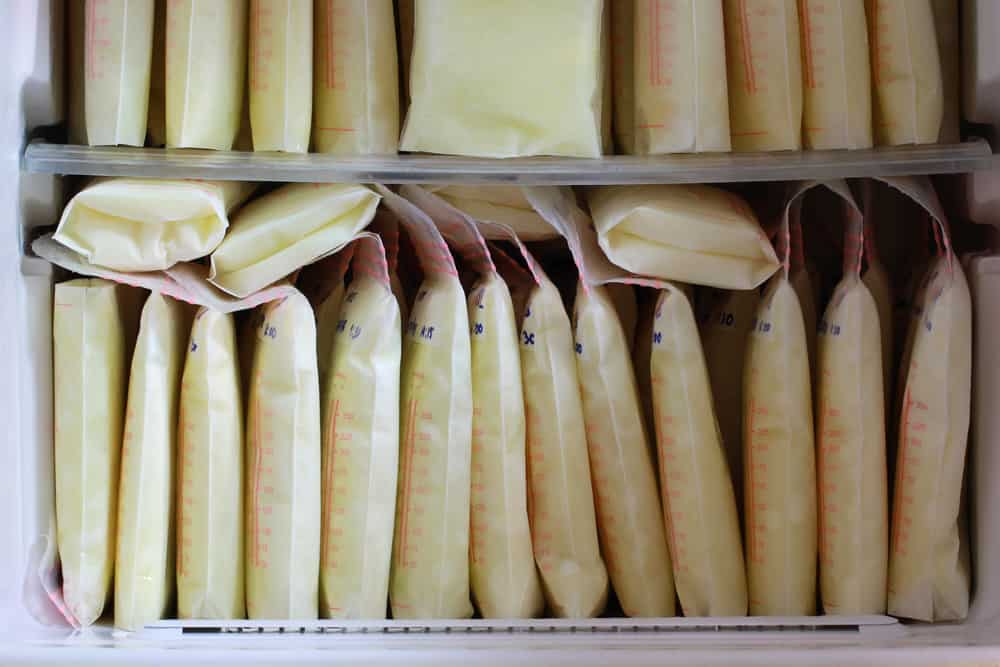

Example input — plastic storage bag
[249,0,313,152]
[723,0,802,151]
[318,236,401,619]
[245,290,321,619]
[115,292,194,631]
[53,179,255,272]
[209,183,380,298]
[53,280,140,626]
[400,0,606,158]
[165,0,247,149]
[313,0,399,154]
[866,0,943,145]
[176,308,245,620]
[587,185,779,290]
[84,0,155,146]
[428,186,560,242]
[378,187,473,619]
[301,248,353,391]
[650,286,748,616]
[799,0,873,150]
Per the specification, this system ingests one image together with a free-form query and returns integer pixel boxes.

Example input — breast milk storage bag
[245,291,321,619]
[116,293,194,631]
[313,0,399,154]
[318,237,401,619]
[165,0,247,150]
[723,0,802,151]
[177,309,245,620]
[84,0,155,146]
[400,0,605,158]
[53,280,140,626]
[249,0,313,152]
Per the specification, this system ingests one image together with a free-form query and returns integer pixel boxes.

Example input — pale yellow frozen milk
[628,0,731,154]
[931,0,960,143]
[864,254,895,410]
[313,0,399,154]
[68,1,88,144]
[400,0,605,158]
[889,255,971,621]
[816,276,887,614]
[313,272,347,392]
[723,0,802,151]
[651,287,747,616]
[53,280,135,626]
[429,186,560,242]
[574,282,675,617]
[743,276,817,616]
[320,267,401,619]
[700,289,759,513]
[166,0,247,149]
[84,0,155,146]
[245,291,321,619]
[115,293,193,631]
[790,265,818,379]
[177,308,245,619]
[799,0,873,149]
[391,275,473,619]
[249,0,312,152]
[520,274,608,618]
[867,0,943,145]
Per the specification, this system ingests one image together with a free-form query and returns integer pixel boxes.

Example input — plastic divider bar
[22,140,995,185]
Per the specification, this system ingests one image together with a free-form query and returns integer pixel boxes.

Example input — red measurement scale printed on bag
[653,400,689,577]
[395,370,432,576]
[744,368,773,584]
[319,0,350,93]
[250,0,275,93]
[892,382,927,565]
[321,385,355,577]
[817,381,845,569]
[647,0,677,91]
[84,0,114,81]
[249,367,279,573]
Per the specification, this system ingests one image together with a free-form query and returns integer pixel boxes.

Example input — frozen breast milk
[520,274,608,618]
[889,255,972,621]
[210,183,380,298]
[313,278,346,391]
[320,254,401,619]
[166,0,247,149]
[867,0,943,145]
[651,287,748,616]
[700,288,759,513]
[429,187,560,242]
[628,0,731,154]
[53,280,137,626]
[84,0,155,146]
[743,275,817,616]
[790,264,818,379]
[816,276,887,614]
[249,0,313,152]
[574,282,675,617]
[400,0,605,158]
[54,178,254,272]
[799,0,873,149]
[245,291,321,619]
[587,185,779,289]
[864,257,895,408]
[313,0,399,154]
[115,293,194,631]
[177,308,245,620]
[633,293,656,434]
[723,0,802,151]
[931,0,960,143]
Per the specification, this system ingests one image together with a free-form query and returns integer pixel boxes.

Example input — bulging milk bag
[300,247,353,390]
[788,202,818,376]
[177,308,245,619]
[115,293,194,631]
[403,186,542,618]
[587,185,779,290]
[378,187,473,619]
[249,0,313,152]
[861,182,894,409]
[723,0,802,151]
[210,183,380,298]
[888,180,972,622]
[245,290,321,619]
[699,288,759,513]
[165,0,247,149]
[816,206,888,615]
[931,0,960,143]
[84,0,155,146]
[400,0,605,158]
[626,0,731,154]
[799,0,873,150]
[313,0,399,154]
[53,280,139,626]
[54,179,255,272]
[650,286,748,616]
[866,0,943,145]
[319,235,401,619]
[428,186,561,242]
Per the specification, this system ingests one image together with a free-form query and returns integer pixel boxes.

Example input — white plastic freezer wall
[4,2,1000,666]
